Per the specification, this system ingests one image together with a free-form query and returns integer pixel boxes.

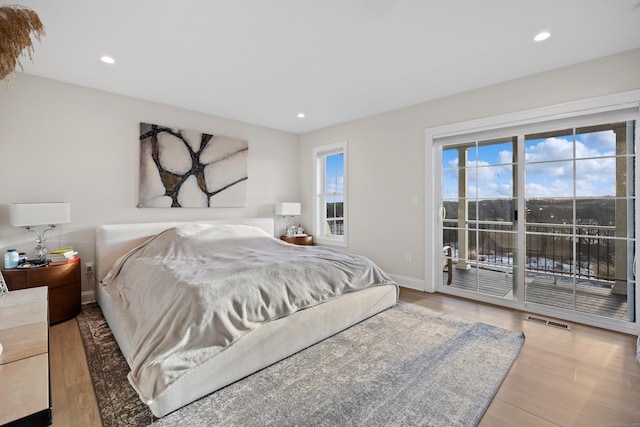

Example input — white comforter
[102,224,396,403]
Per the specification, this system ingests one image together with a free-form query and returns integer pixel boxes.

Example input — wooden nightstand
[0,287,52,426]
[1,257,81,325]
[280,235,313,246]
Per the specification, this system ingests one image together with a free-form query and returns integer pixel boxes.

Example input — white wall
[0,73,299,298]
[298,48,640,289]
[3,49,639,298]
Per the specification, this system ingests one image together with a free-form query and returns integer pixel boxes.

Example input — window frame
[313,141,348,247]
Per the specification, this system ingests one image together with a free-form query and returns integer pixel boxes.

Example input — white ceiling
[7,0,640,133]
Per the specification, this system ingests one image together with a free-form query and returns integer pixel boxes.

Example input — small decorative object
[0,270,8,295]
[275,202,301,237]
[4,249,19,269]
[139,122,249,208]
[9,202,71,261]
[0,5,45,81]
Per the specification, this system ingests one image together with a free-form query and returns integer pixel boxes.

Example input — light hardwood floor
[48,288,640,426]
[49,318,101,426]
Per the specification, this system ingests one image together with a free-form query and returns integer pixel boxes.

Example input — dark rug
[77,302,524,426]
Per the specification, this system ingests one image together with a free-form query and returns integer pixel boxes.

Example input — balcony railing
[443,219,619,287]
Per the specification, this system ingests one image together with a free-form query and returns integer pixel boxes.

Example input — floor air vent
[524,315,571,331]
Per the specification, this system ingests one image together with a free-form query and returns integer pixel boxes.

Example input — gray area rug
[77,301,524,426]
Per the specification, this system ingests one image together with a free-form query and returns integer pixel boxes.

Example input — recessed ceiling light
[297,112,305,119]
[100,55,115,64]
[534,31,551,42]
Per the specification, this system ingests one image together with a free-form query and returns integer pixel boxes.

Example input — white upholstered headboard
[95,218,274,282]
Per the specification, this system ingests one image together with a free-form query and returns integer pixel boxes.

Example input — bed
[95,218,398,418]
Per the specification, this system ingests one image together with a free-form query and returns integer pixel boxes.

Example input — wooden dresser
[1,258,81,324]
[0,287,52,426]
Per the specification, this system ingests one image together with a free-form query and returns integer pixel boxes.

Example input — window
[313,141,347,246]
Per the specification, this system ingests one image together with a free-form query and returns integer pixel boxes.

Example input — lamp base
[24,225,56,263]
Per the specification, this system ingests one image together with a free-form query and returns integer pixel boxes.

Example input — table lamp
[9,202,71,262]
[275,202,301,237]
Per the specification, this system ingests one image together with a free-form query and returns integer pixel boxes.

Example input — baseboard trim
[82,290,96,304]
[388,274,426,292]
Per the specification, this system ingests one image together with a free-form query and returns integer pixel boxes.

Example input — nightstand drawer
[26,261,80,289]
[280,235,313,246]
[49,280,81,324]
[1,270,27,289]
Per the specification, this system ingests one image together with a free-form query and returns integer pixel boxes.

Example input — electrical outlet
[85,262,94,274]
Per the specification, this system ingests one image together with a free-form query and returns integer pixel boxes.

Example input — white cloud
[526,137,573,162]
[525,136,617,197]
[326,176,344,194]
[526,135,615,163]
[579,129,615,153]
[526,179,573,198]
[443,131,618,199]
[468,161,513,198]
[498,150,513,164]
[576,157,615,178]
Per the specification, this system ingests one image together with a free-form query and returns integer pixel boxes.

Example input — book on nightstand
[47,248,79,264]
[48,248,75,257]
[47,255,79,266]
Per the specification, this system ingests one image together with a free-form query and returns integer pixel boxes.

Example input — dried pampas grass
[0,5,45,81]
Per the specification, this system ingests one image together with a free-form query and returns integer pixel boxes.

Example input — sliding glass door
[435,112,637,330]
[441,138,517,300]
[524,122,635,322]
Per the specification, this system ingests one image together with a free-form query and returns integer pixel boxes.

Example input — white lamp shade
[9,203,71,227]
[275,202,301,216]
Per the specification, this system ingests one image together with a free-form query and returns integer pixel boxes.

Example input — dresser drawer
[0,287,51,426]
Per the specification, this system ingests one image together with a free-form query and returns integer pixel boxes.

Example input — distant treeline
[443,198,617,226]
[326,202,344,217]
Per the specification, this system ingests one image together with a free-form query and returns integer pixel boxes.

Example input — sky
[325,153,344,201]
[441,128,624,200]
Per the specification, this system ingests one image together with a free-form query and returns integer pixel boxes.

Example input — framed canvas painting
[139,122,248,208]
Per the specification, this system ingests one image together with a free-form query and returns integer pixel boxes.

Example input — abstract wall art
[139,122,248,208]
